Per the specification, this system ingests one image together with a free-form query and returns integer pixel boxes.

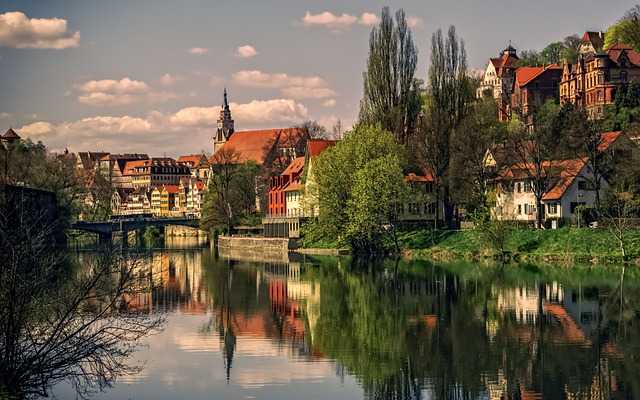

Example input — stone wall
[217,236,291,263]
[165,225,208,237]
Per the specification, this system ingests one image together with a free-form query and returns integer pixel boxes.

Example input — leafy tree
[201,148,260,234]
[359,7,421,144]
[516,34,581,66]
[541,41,566,64]
[601,186,640,259]
[418,25,473,227]
[450,97,508,213]
[0,138,83,226]
[345,155,408,253]
[515,49,544,67]
[508,100,560,228]
[605,6,640,51]
[312,124,407,253]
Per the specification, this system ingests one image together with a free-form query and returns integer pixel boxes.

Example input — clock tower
[213,88,235,154]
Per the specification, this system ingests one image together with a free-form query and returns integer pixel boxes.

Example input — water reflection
[54,248,640,400]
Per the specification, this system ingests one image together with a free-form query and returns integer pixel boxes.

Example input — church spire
[213,89,235,154]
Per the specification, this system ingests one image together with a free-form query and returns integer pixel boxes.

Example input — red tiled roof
[404,171,435,183]
[607,45,640,66]
[2,128,20,140]
[542,159,586,201]
[162,184,179,194]
[516,65,561,87]
[281,156,305,176]
[307,139,337,157]
[212,128,304,165]
[123,159,150,175]
[195,180,205,190]
[177,154,207,166]
[598,131,622,152]
[284,182,302,192]
[582,31,605,51]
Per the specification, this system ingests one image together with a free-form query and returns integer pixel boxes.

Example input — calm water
[53,240,640,400]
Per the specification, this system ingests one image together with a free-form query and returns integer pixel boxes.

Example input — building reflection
[112,250,639,400]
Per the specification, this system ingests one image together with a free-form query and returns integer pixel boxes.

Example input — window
[547,203,558,214]
[523,180,532,193]
[524,204,529,215]
[621,70,628,82]
[425,183,433,194]
[577,180,590,191]
[516,182,521,193]
[518,204,522,214]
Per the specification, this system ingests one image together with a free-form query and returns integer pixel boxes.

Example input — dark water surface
[53,240,640,399]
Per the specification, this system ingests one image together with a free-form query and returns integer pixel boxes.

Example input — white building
[494,158,608,224]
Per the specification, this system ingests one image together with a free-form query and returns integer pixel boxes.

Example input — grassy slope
[398,227,640,260]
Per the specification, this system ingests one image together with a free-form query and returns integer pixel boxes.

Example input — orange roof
[405,171,435,183]
[515,65,561,87]
[281,156,305,176]
[162,184,179,194]
[598,131,622,151]
[123,159,150,175]
[543,159,587,201]
[283,182,302,192]
[306,139,337,157]
[212,128,304,165]
[498,158,588,201]
[177,154,207,166]
[607,45,640,66]
[195,180,205,190]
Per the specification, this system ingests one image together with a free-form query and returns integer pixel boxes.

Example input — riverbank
[399,227,640,265]
[300,227,640,265]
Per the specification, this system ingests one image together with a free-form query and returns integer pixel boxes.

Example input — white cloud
[302,11,357,31]
[406,16,424,28]
[281,86,336,99]
[0,112,11,119]
[0,11,80,49]
[75,77,176,107]
[18,99,309,153]
[232,70,335,99]
[359,12,378,26]
[189,47,208,55]
[236,44,257,58]
[301,11,382,31]
[321,99,336,107]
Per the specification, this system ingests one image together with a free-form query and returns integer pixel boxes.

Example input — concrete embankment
[217,236,351,259]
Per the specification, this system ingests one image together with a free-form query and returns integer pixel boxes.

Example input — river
[51,239,640,399]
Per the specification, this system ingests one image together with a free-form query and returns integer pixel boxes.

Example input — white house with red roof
[493,157,607,224]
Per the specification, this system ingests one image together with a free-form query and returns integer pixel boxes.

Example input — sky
[0,0,636,156]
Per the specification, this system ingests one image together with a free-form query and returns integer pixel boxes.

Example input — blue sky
[0,0,636,155]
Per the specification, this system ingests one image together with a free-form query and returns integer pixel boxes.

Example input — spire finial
[223,87,229,108]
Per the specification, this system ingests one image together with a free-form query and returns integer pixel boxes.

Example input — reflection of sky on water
[52,249,364,400]
[51,247,640,400]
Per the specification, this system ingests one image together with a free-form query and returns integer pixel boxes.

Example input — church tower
[213,88,235,154]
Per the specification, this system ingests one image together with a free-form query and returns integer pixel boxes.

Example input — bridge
[71,216,201,244]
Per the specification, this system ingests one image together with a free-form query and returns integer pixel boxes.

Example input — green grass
[399,227,640,261]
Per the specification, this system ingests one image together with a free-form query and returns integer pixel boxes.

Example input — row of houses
[76,151,210,218]
[478,31,640,124]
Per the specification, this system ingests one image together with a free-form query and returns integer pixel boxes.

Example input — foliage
[200,148,260,234]
[0,139,84,226]
[345,155,408,253]
[450,97,508,212]
[359,7,421,144]
[516,35,581,66]
[0,208,162,398]
[472,212,515,257]
[601,186,640,259]
[605,6,640,52]
[419,25,473,227]
[312,124,408,253]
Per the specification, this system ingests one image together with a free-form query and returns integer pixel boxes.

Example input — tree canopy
[359,7,421,144]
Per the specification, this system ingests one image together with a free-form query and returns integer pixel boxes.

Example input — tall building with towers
[213,88,235,154]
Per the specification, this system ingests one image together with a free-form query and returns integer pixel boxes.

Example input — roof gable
[213,128,305,165]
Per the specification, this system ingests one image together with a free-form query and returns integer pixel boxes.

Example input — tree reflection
[0,214,163,398]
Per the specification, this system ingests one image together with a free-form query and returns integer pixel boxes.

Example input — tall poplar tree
[419,26,472,227]
[359,7,421,144]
